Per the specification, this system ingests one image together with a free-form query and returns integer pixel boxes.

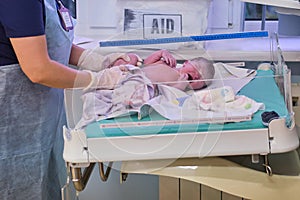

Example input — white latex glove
[112,53,144,67]
[83,66,128,92]
[78,49,130,71]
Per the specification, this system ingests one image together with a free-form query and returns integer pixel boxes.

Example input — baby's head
[181,57,215,90]
[190,57,215,87]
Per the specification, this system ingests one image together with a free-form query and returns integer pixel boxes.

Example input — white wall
[75,0,244,39]
[75,0,118,38]
[207,0,244,33]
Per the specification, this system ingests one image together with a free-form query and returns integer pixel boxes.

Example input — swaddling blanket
[76,67,264,129]
[141,85,264,122]
[76,66,155,129]
[208,63,257,94]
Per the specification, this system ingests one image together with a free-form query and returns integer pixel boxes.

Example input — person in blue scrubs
[0,0,128,199]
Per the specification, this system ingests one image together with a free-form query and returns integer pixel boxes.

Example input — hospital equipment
[62,32,300,199]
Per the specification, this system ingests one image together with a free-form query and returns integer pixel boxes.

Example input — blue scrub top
[0,0,45,66]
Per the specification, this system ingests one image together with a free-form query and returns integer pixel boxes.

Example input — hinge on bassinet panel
[263,155,273,176]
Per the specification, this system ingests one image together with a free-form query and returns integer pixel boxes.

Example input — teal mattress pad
[85,70,288,138]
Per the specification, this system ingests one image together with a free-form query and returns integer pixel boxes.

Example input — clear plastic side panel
[271,33,293,128]
[284,69,293,127]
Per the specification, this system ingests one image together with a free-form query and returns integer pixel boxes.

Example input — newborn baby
[112,50,215,91]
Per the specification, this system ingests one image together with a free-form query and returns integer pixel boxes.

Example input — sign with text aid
[143,14,182,39]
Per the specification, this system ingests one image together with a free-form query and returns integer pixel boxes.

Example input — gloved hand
[83,66,128,92]
[112,53,144,67]
[78,48,131,71]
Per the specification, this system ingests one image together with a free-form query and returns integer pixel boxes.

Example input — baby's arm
[144,50,176,68]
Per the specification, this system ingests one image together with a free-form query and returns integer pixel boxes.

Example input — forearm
[143,50,164,65]
[69,44,85,66]
[144,49,176,67]
[10,35,91,89]
[34,60,91,88]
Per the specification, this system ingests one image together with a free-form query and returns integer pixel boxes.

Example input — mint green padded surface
[85,70,288,138]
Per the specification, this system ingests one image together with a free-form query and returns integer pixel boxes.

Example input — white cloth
[77,82,264,129]
[76,64,263,128]
[141,85,264,122]
[207,63,257,94]
[76,66,155,129]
